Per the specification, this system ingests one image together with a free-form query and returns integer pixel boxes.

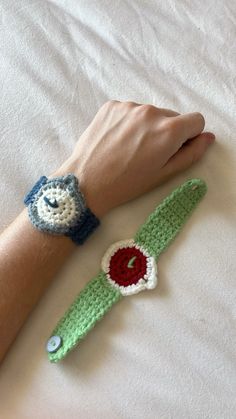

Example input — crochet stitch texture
[135,178,207,257]
[24,174,100,244]
[48,272,121,362]
[47,178,207,362]
[101,239,157,296]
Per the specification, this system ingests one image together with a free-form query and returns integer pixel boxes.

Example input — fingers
[155,107,180,117]
[166,112,205,154]
[130,103,180,118]
[121,102,180,117]
[159,132,215,181]
[101,101,180,120]
[130,103,179,117]
[177,112,205,139]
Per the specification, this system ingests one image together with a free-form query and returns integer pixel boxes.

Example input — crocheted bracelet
[46,178,207,362]
[24,174,100,245]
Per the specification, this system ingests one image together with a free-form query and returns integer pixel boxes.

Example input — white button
[46,335,62,353]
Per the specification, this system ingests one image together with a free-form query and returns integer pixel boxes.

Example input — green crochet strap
[47,178,206,363]
[48,271,122,363]
[134,178,207,258]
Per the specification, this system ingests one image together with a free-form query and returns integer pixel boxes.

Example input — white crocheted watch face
[101,239,158,296]
[37,185,77,227]
[30,176,85,234]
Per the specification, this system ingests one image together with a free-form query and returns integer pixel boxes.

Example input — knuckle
[124,101,138,108]
[141,104,154,113]
[102,100,119,110]
[162,117,179,134]
[138,104,156,118]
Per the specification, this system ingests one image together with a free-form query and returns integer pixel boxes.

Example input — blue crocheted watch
[24,174,100,245]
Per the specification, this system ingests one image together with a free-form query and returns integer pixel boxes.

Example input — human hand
[54,101,215,217]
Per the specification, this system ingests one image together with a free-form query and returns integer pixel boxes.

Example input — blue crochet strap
[66,208,100,245]
[24,176,48,206]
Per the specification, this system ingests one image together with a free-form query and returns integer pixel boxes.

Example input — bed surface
[0,1,235,418]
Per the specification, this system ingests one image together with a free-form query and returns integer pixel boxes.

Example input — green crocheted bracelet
[46,178,207,362]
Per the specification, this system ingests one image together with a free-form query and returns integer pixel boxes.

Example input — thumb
[159,132,215,181]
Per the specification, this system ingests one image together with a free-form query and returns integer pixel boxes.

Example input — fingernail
[205,132,215,144]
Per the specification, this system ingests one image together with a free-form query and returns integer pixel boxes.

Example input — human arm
[0,101,215,364]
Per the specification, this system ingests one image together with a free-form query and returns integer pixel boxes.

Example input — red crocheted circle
[109,246,147,287]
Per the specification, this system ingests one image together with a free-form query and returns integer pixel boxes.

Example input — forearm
[0,101,214,365]
[0,208,75,363]
[0,155,105,364]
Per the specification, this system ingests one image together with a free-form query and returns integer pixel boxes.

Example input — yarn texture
[101,239,157,296]
[47,178,207,362]
[24,174,100,244]
[24,176,47,206]
[48,271,122,363]
[135,178,207,257]
[66,208,100,245]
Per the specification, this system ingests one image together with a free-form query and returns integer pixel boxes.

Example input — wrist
[49,158,108,219]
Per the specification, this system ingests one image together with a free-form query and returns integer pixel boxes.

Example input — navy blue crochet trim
[24,176,48,206]
[66,208,100,245]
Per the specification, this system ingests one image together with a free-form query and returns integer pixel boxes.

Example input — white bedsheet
[0,1,235,418]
